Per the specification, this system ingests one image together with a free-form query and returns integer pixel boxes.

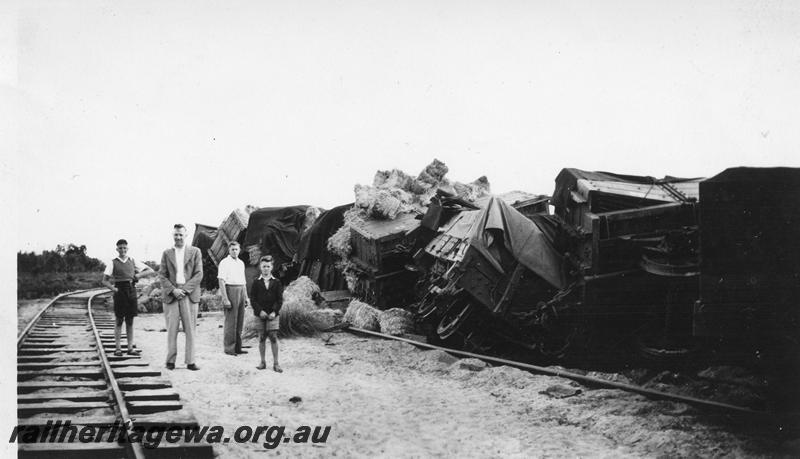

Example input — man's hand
[268,312,276,320]
[172,288,185,299]
[259,311,268,319]
[112,287,118,293]
[222,297,231,309]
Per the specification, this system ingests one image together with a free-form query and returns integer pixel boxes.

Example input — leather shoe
[165,363,175,370]
[235,350,248,354]
[187,364,199,371]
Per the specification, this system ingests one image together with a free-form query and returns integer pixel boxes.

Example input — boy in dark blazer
[249,255,284,372]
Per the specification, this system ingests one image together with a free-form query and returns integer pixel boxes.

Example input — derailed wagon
[415,167,800,366]
[415,196,572,353]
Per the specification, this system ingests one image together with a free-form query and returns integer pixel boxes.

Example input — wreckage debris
[329,159,494,309]
[191,161,799,395]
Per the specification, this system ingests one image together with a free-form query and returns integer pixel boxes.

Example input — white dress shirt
[174,246,186,284]
[217,256,247,285]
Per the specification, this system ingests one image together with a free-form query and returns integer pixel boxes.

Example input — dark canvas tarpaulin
[192,224,218,252]
[297,203,352,264]
[244,206,310,266]
[297,203,353,291]
[469,197,567,289]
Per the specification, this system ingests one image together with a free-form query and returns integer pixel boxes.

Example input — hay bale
[354,185,414,220]
[453,176,491,202]
[371,189,403,219]
[307,308,344,330]
[137,288,163,313]
[242,306,261,340]
[302,207,323,232]
[354,184,377,212]
[199,289,223,312]
[285,276,320,301]
[142,279,160,296]
[344,299,380,331]
[417,159,449,185]
[378,308,415,336]
[243,277,327,339]
[279,303,331,337]
[246,244,262,266]
[327,207,365,259]
[373,168,414,190]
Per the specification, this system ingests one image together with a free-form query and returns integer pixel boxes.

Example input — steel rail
[86,290,146,459]
[345,326,766,416]
[16,288,98,348]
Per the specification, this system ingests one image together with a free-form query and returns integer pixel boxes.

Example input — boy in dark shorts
[102,239,155,356]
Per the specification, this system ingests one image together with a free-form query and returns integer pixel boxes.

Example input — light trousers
[164,296,198,365]
[223,285,246,354]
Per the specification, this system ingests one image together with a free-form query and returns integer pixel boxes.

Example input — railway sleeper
[116,377,173,391]
[113,368,162,378]
[18,369,104,380]
[18,362,103,370]
[127,400,184,414]
[18,381,106,393]
[17,439,127,459]
[18,391,111,403]
[16,415,118,428]
[140,442,215,458]
[19,348,98,354]
[18,401,111,415]
[17,356,100,363]
[124,389,181,401]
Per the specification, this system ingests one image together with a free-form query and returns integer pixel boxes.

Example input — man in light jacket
[159,223,202,370]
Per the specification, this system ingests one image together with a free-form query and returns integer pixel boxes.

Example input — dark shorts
[113,282,138,320]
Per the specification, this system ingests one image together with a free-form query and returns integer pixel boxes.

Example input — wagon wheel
[417,295,438,321]
[437,296,475,340]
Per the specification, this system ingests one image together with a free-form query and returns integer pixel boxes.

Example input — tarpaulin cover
[469,197,567,289]
[244,206,309,266]
[297,203,353,264]
[192,224,218,252]
[297,203,353,291]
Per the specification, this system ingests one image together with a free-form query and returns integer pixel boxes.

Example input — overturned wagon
[415,196,574,355]
[416,167,800,365]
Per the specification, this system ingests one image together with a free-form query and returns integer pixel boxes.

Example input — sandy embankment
[17,299,53,334]
[128,312,791,458]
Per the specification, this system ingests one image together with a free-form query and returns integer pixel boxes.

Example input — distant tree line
[18,244,105,274]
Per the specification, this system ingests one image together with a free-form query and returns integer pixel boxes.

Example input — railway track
[16,289,213,458]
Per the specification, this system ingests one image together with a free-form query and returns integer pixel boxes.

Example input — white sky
[6,0,800,263]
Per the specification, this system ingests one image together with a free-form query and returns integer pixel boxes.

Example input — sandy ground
[17,299,53,334]
[121,312,797,458]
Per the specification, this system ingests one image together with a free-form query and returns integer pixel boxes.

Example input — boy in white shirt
[217,241,250,355]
